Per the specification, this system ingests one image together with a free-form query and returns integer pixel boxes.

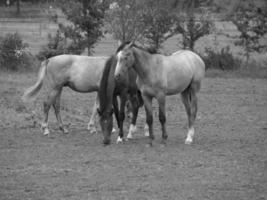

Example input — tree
[16,0,20,15]
[230,0,267,66]
[104,0,145,43]
[174,0,214,50]
[56,0,106,55]
[104,0,178,50]
[141,0,177,50]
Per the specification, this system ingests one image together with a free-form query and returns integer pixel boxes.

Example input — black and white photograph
[0,0,266,199]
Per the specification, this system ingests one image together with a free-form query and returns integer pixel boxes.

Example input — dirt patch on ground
[0,73,266,200]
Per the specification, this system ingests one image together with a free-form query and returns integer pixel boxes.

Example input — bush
[202,46,241,70]
[0,33,34,71]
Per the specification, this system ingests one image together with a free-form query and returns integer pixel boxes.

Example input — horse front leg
[142,94,154,146]
[116,93,127,144]
[113,95,120,132]
[127,95,139,139]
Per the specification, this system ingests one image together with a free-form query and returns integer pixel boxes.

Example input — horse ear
[129,41,134,47]
[117,40,122,47]
[126,41,134,49]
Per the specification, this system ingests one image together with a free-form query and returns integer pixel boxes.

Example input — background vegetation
[0,0,266,77]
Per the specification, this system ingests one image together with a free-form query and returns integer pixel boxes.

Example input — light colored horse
[22,54,108,135]
[114,42,205,146]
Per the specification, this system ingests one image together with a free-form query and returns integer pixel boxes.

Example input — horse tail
[22,59,48,102]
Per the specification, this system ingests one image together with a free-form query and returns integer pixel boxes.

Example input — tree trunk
[16,0,20,16]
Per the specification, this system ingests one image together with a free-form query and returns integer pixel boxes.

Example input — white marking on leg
[89,126,97,134]
[60,126,69,134]
[144,124,149,137]
[112,128,116,134]
[87,122,94,130]
[185,127,194,145]
[88,97,98,131]
[116,136,123,144]
[42,123,50,135]
[43,128,50,135]
[127,124,137,139]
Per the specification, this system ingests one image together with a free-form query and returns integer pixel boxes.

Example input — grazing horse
[98,52,145,145]
[22,54,108,135]
[114,42,205,146]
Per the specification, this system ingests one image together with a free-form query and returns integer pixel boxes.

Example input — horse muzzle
[103,138,111,145]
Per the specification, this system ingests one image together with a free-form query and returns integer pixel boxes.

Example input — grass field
[0,4,267,199]
[0,70,266,199]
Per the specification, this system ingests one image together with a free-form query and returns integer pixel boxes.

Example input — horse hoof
[43,129,50,136]
[89,128,97,134]
[185,139,193,145]
[116,137,123,144]
[161,140,167,147]
[126,133,133,139]
[144,131,150,137]
[59,126,69,134]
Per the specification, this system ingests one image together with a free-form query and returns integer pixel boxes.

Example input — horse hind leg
[52,88,68,134]
[181,82,198,144]
[41,88,60,135]
[117,94,127,144]
[87,94,98,133]
[42,101,50,135]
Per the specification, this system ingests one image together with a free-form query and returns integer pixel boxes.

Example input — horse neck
[128,67,138,89]
[132,47,152,80]
[98,56,116,114]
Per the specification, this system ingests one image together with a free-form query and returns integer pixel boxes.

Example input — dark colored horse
[97,54,144,145]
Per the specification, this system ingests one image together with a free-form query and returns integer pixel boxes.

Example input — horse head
[98,56,117,145]
[98,107,114,145]
[114,42,135,83]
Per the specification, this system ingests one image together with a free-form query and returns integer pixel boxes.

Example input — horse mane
[116,41,158,54]
[98,55,116,115]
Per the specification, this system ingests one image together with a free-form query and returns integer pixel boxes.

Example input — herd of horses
[22,41,205,146]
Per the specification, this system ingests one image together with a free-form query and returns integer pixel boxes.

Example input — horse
[22,54,109,135]
[114,42,205,146]
[97,51,146,145]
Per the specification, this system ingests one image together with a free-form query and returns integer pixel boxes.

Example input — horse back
[45,55,107,92]
[171,50,205,82]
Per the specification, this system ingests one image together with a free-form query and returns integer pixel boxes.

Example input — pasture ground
[0,72,266,200]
